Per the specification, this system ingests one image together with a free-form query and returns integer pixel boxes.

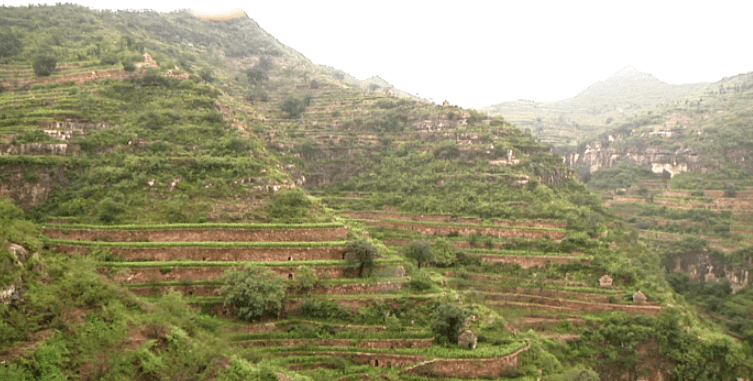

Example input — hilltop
[481,66,707,148]
[1,4,751,381]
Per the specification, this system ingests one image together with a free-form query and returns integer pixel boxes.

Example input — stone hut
[458,330,477,350]
[599,275,613,288]
[632,290,647,305]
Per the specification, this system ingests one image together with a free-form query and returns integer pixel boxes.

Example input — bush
[221,266,285,321]
[344,239,379,278]
[33,55,57,77]
[245,87,269,103]
[280,95,306,119]
[268,188,312,219]
[409,269,433,291]
[300,299,351,321]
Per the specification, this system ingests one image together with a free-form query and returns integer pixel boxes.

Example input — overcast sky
[3,1,752,108]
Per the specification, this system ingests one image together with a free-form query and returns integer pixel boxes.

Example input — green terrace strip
[124,277,406,288]
[0,155,78,165]
[355,218,565,231]
[43,238,347,248]
[43,222,344,230]
[460,248,585,257]
[285,293,442,300]
[256,340,528,359]
[97,258,404,267]
[451,279,625,295]
[230,331,434,341]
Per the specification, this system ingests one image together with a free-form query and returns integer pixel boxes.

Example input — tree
[280,95,306,119]
[0,33,23,58]
[432,239,457,267]
[403,240,434,268]
[220,266,285,321]
[431,303,471,344]
[33,55,57,76]
[344,239,380,278]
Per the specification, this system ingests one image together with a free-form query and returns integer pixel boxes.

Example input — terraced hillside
[1,4,752,381]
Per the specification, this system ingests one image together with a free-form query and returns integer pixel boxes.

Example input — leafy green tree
[33,55,57,76]
[294,267,319,291]
[220,266,285,321]
[0,33,23,58]
[280,95,306,119]
[344,239,379,278]
[403,240,434,268]
[431,303,471,344]
[432,239,458,267]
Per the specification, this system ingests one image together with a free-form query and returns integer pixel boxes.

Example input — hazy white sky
[3,1,752,108]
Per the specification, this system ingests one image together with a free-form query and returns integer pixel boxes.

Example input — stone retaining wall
[128,281,404,297]
[105,265,346,284]
[478,254,589,269]
[486,294,662,315]
[44,226,348,242]
[404,341,531,378]
[458,285,611,302]
[52,244,346,261]
[363,220,564,240]
[344,212,566,229]
[242,338,434,349]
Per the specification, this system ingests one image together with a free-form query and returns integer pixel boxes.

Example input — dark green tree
[431,303,471,344]
[344,239,379,278]
[33,55,57,76]
[403,240,434,268]
[280,95,306,119]
[220,266,285,321]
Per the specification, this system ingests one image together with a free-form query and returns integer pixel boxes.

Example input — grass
[44,238,348,248]
[43,222,344,230]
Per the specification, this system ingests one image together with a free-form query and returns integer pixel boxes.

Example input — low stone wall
[105,265,346,284]
[363,220,564,240]
[344,212,566,229]
[297,351,425,369]
[485,294,662,315]
[0,143,80,156]
[43,226,348,242]
[52,244,346,262]
[243,338,434,349]
[478,254,590,269]
[404,341,531,378]
[129,281,404,297]
[458,286,611,303]
[283,296,433,314]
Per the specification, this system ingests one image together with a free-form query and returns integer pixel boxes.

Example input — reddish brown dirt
[0,329,55,362]
[44,226,348,242]
[54,244,347,262]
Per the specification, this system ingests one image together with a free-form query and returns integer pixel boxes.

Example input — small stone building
[599,275,613,288]
[633,290,647,305]
[458,330,477,350]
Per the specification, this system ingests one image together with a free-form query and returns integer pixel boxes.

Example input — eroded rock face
[668,252,752,293]
[0,165,70,211]
[0,143,80,156]
[566,142,707,176]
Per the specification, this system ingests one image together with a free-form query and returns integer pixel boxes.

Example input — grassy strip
[451,279,623,295]
[43,222,344,230]
[461,248,581,257]
[0,155,77,165]
[44,238,347,248]
[357,218,564,231]
[98,258,404,268]
[125,277,405,288]
[230,331,433,341]
[257,341,527,359]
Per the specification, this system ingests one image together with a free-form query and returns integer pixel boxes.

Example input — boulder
[458,330,477,350]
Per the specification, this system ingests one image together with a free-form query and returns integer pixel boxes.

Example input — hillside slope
[1,4,751,381]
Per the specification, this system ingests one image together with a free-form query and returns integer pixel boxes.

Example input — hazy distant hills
[318,64,417,99]
[480,66,707,148]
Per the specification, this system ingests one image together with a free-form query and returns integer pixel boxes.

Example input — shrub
[245,87,269,103]
[221,266,285,321]
[300,299,351,321]
[410,269,433,291]
[280,95,306,119]
[33,55,57,76]
[344,239,379,278]
[268,188,312,219]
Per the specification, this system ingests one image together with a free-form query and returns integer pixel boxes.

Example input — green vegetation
[221,266,286,321]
